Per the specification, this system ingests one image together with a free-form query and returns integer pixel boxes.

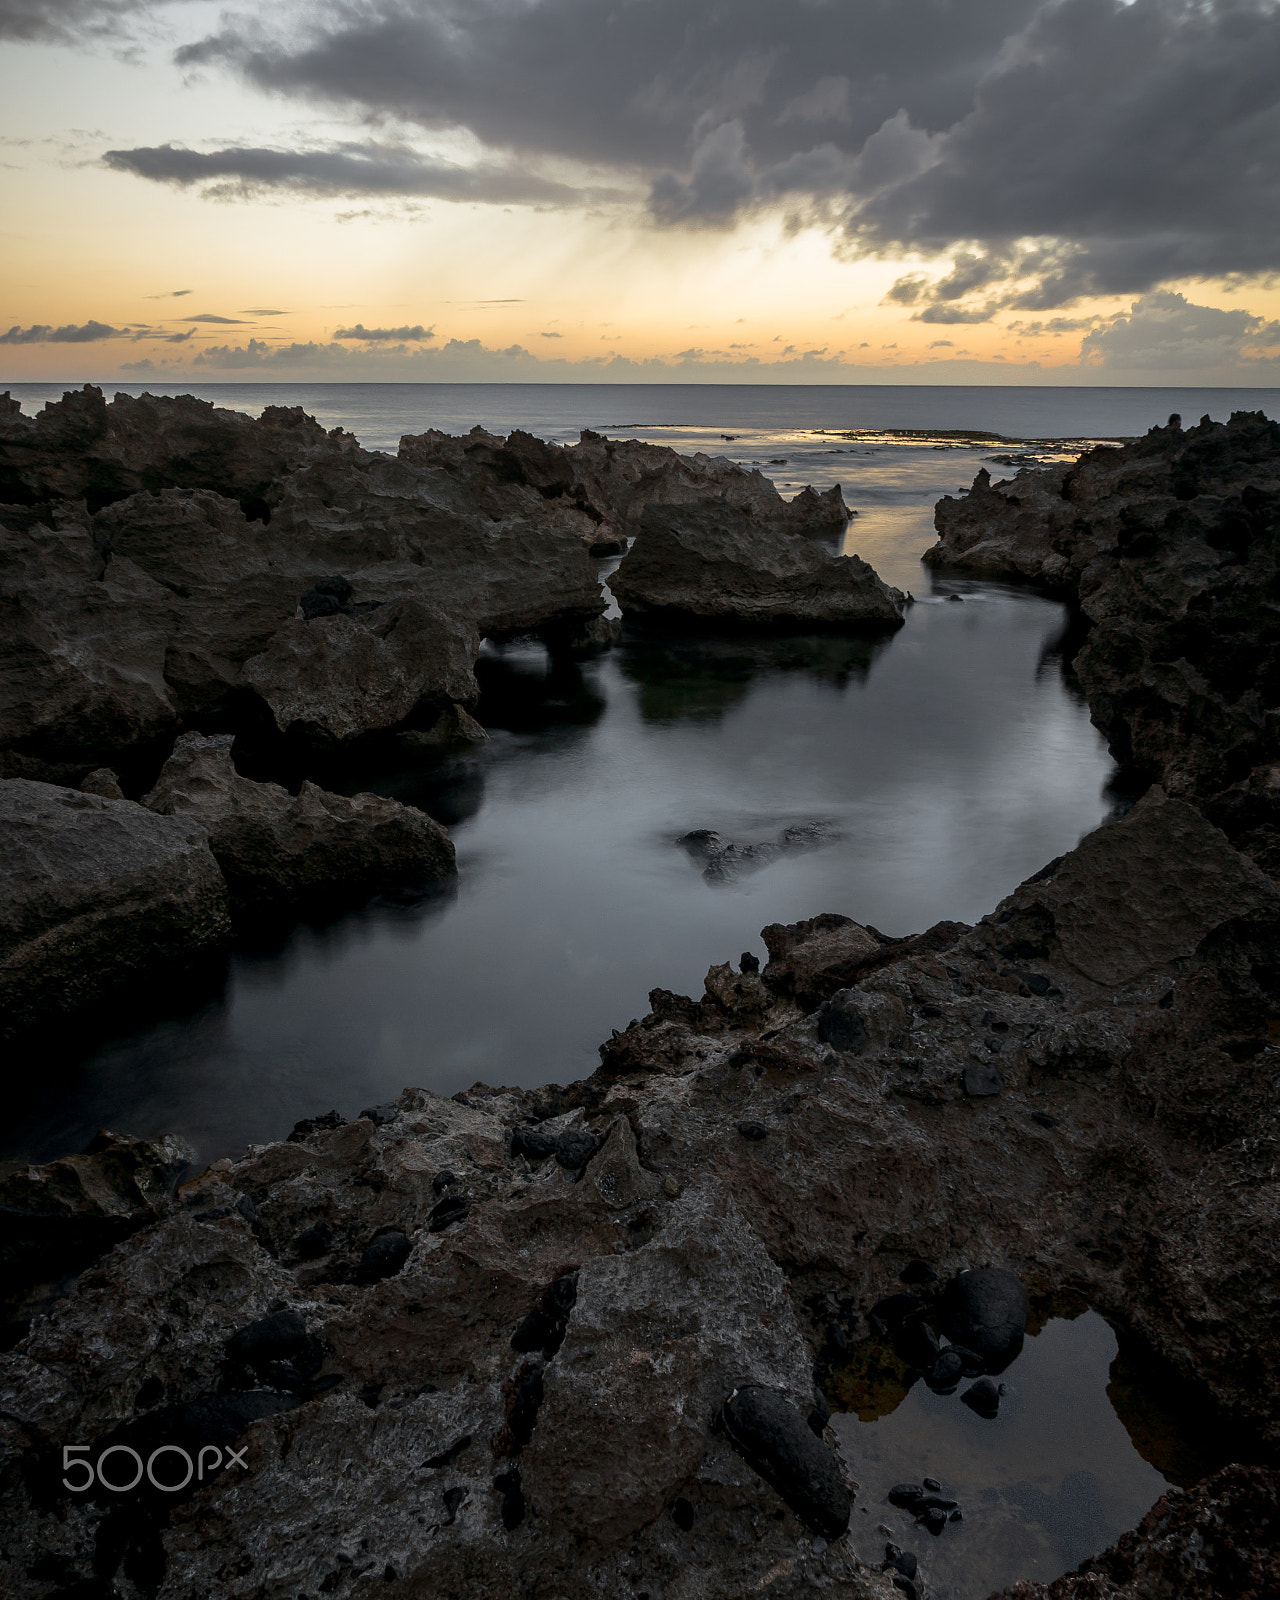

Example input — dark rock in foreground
[941,1267,1027,1370]
[611,500,907,628]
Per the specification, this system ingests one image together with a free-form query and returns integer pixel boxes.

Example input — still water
[0,384,1146,1167]
[837,1308,1212,1600]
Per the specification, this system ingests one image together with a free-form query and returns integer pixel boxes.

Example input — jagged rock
[394,703,489,759]
[611,500,906,628]
[241,602,480,743]
[0,386,355,513]
[927,412,1280,851]
[143,733,454,916]
[679,820,837,883]
[987,788,1280,987]
[0,1129,193,1314]
[79,767,124,799]
[759,912,884,1004]
[0,779,230,1041]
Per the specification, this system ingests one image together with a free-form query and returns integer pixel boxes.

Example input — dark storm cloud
[1081,291,1280,370]
[0,319,121,342]
[0,0,149,42]
[103,140,599,205]
[113,0,1278,308]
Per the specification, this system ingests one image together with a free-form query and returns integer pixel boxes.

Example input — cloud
[166,0,1280,308]
[332,323,434,341]
[0,0,152,43]
[242,307,287,315]
[0,319,121,343]
[183,313,253,324]
[1080,290,1280,371]
[103,139,601,205]
[145,288,192,299]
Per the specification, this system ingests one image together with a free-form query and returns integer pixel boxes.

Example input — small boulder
[721,1386,851,1539]
[941,1268,1026,1370]
[356,1228,412,1283]
[960,1377,1002,1419]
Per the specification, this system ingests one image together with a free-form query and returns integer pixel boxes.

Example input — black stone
[942,1269,1026,1370]
[815,993,868,1053]
[428,1196,469,1233]
[948,1344,985,1376]
[511,1125,557,1162]
[960,1377,1002,1419]
[888,1484,925,1510]
[738,1122,769,1141]
[922,1506,948,1535]
[870,1293,919,1330]
[295,1221,334,1260]
[963,1062,1005,1097]
[431,1170,458,1193]
[927,1349,963,1391]
[884,1542,902,1563]
[892,1580,919,1600]
[896,1318,940,1369]
[922,1477,941,1492]
[1024,973,1052,995]
[672,1497,695,1531]
[1031,1111,1060,1128]
[512,1272,578,1357]
[950,1508,964,1521]
[288,1110,344,1143]
[554,1129,599,1169]
[356,1229,412,1283]
[922,1496,958,1511]
[358,1102,399,1126]
[440,1485,466,1526]
[895,1551,918,1579]
[224,1307,301,1361]
[807,1385,831,1437]
[740,952,760,974]
[721,1386,851,1539]
[899,1260,937,1286]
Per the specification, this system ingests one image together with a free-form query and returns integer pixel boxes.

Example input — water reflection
[835,1310,1214,1600]
[3,586,1115,1168]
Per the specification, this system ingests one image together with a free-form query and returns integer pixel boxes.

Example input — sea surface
[4,383,1275,1169]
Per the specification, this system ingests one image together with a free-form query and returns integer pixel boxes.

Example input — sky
[2,0,1279,385]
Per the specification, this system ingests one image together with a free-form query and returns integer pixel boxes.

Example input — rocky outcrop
[142,733,455,918]
[0,395,871,773]
[927,412,1280,866]
[611,501,906,627]
[0,778,231,1041]
[3,764,1279,1597]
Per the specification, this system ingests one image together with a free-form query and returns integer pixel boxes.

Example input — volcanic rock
[720,1385,851,1538]
[611,500,906,628]
[0,778,230,1041]
[142,732,455,917]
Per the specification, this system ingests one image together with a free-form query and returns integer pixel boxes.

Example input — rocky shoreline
[1,401,1277,1600]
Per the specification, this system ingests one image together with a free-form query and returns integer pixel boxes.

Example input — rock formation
[611,501,906,627]
[143,733,455,918]
[0,392,866,776]
[0,779,230,1042]
[1,398,1277,1600]
[928,411,1280,865]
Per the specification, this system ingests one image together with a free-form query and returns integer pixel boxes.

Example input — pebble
[922,1477,941,1492]
[356,1229,412,1283]
[511,1125,557,1162]
[960,1377,1002,1419]
[738,1122,769,1141]
[554,1128,599,1169]
[922,1507,948,1535]
[888,1484,925,1510]
[963,1062,1006,1097]
[295,1221,334,1260]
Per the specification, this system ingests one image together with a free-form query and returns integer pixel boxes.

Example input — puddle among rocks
[832,1306,1223,1600]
